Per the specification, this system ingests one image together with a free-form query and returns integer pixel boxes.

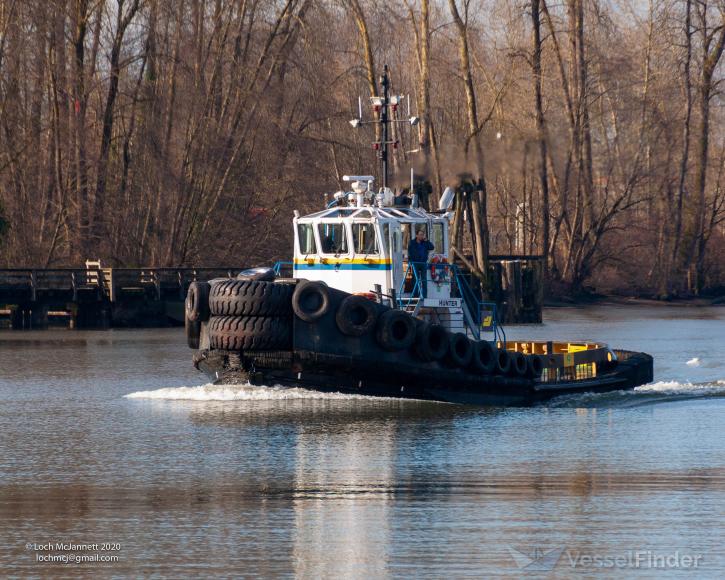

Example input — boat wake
[124,383,389,402]
[547,379,725,408]
[125,380,725,408]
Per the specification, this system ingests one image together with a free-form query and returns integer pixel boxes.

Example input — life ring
[430,255,450,283]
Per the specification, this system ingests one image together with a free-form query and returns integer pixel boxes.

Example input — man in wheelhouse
[408,227,434,298]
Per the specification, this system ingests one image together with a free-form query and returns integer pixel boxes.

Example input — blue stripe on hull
[294,264,392,271]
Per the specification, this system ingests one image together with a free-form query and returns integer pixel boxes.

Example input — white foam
[127,380,725,405]
[125,383,385,402]
[634,380,725,396]
[548,379,725,407]
[686,357,701,366]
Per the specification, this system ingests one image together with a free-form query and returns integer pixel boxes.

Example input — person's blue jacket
[408,238,434,263]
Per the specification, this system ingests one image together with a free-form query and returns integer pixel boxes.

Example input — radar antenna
[349,65,419,189]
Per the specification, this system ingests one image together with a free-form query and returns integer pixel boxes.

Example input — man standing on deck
[408,228,434,298]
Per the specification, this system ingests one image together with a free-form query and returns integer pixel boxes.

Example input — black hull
[195,348,654,407]
[191,282,654,407]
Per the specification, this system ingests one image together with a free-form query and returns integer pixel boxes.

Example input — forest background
[0,0,723,298]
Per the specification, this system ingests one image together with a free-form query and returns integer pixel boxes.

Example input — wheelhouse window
[401,223,411,252]
[402,223,427,255]
[432,223,444,255]
[297,223,317,255]
[317,223,348,254]
[381,223,390,252]
[352,223,379,255]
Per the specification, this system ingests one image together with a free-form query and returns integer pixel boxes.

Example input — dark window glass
[317,223,348,254]
[297,223,317,255]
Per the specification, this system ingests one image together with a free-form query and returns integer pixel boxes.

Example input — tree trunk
[687,4,724,293]
[531,0,549,273]
[447,0,489,287]
[72,0,90,258]
[91,0,141,249]
[348,0,380,143]
[671,0,693,295]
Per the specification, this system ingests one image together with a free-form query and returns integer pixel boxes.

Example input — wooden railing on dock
[0,267,244,303]
[0,267,246,329]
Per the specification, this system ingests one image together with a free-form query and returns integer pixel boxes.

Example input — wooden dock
[0,267,246,329]
[457,255,544,324]
[488,256,544,324]
[0,258,543,329]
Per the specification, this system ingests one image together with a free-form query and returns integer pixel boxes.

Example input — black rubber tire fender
[376,310,416,351]
[209,279,293,317]
[295,278,328,289]
[526,354,544,378]
[275,277,300,286]
[185,314,201,349]
[495,349,512,375]
[335,295,378,337]
[208,315,292,351]
[469,340,496,374]
[292,281,331,322]
[414,322,449,362]
[511,351,528,377]
[236,267,276,281]
[445,333,473,368]
[185,281,211,322]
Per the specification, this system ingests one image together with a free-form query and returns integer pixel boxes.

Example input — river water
[1,305,723,577]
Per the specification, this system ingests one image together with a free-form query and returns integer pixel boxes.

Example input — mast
[379,65,390,188]
[349,66,418,190]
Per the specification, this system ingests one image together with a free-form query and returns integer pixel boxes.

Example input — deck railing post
[154,269,161,301]
[109,269,116,302]
[389,288,398,310]
[30,270,37,302]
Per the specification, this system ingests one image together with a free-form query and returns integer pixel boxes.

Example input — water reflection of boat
[183,67,653,407]
[186,396,470,430]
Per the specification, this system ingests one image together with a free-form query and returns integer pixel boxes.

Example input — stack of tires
[414,324,543,379]
[185,274,294,351]
[186,275,545,381]
[296,280,544,380]
[492,347,544,379]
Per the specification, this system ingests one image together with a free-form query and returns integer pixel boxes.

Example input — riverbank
[545,293,724,308]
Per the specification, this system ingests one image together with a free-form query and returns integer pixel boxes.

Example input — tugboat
[184,67,653,406]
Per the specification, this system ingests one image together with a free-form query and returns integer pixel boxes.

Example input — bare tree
[447,0,490,286]
[0,0,722,298]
